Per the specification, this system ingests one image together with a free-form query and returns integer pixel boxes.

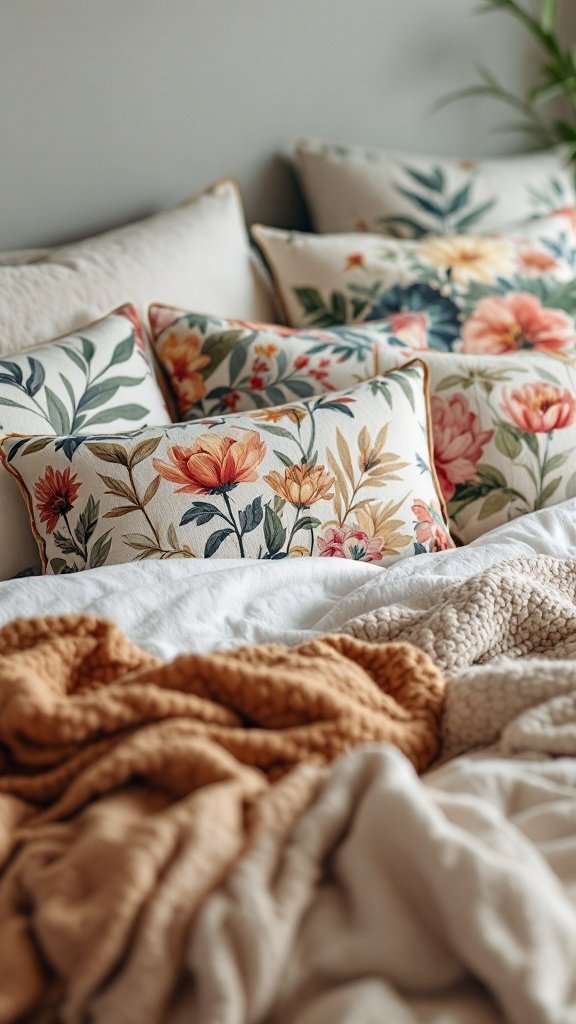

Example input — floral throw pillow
[252,215,576,354]
[0,364,453,574]
[0,304,170,580]
[365,346,576,543]
[294,138,576,237]
[149,304,415,419]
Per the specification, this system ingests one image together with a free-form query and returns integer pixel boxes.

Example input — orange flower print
[461,293,576,355]
[251,406,307,424]
[156,332,211,413]
[153,430,266,495]
[501,382,576,433]
[553,207,576,233]
[412,500,453,552]
[354,218,369,232]
[518,250,558,276]
[254,342,278,358]
[264,463,335,508]
[34,466,81,534]
[431,394,493,502]
[345,252,366,271]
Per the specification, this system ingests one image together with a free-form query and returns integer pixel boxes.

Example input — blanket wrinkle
[172,747,576,1024]
[0,614,443,1024]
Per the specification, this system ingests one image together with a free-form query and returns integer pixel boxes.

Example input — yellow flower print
[419,235,514,285]
[264,463,335,508]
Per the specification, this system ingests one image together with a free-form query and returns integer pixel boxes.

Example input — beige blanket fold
[0,614,444,1024]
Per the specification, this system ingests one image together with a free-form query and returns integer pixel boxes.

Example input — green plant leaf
[495,424,522,459]
[89,531,113,568]
[109,334,134,366]
[75,495,99,547]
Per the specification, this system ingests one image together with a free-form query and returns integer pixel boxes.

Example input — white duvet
[3,501,576,1024]
[2,498,576,659]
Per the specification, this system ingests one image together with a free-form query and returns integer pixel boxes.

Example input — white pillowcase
[0,248,51,266]
[294,138,576,236]
[0,179,275,356]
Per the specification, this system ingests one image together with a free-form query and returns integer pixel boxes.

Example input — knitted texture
[343,555,576,756]
[0,614,443,1023]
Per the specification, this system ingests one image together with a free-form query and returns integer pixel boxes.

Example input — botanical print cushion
[149,304,415,419]
[0,364,453,574]
[0,304,170,580]
[252,215,576,354]
[294,138,576,237]
[0,179,275,357]
[367,346,576,544]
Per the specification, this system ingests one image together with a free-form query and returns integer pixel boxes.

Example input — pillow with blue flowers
[252,214,576,354]
[0,304,170,579]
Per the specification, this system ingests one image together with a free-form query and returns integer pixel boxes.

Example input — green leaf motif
[45,386,71,435]
[109,334,134,367]
[478,489,512,520]
[204,528,234,558]
[264,504,286,556]
[75,496,99,547]
[239,496,263,535]
[495,425,522,459]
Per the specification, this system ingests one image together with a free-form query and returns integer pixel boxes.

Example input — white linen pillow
[294,138,576,237]
[0,305,170,580]
[0,179,275,356]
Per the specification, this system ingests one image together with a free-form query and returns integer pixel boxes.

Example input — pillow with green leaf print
[294,137,575,237]
[252,213,576,354]
[149,303,417,420]
[0,362,453,574]
[0,303,170,580]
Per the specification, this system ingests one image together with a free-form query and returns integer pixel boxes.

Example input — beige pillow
[0,179,275,356]
[294,138,576,236]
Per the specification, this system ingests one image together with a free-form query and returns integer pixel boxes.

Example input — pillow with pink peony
[252,213,576,355]
[0,363,453,574]
[368,346,576,544]
[148,303,415,420]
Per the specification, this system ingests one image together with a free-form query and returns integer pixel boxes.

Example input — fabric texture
[294,136,576,236]
[252,215,576,350]
[0,179,275,357]
[148,304,413,419]
[0,613,443,1023]
[1,365,453,573]
[150,295,576,544]
[0,305,170,581]
[371,346,576,542]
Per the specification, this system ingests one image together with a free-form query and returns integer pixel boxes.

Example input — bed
[2,77,576,1024]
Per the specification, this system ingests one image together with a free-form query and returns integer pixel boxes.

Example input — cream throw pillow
[294,138,576,237]
[0,180,275,356]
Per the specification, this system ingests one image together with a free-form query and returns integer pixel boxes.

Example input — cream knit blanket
[343,555,576,757]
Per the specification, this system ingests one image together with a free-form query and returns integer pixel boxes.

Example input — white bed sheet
[0,499,574,659]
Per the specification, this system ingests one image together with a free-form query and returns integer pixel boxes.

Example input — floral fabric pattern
[370,346,576,543]
[149,304,413,419]
[294,138,576,237]
[252,216,576,354]
[0,305,170,582]
[1,365,453,574]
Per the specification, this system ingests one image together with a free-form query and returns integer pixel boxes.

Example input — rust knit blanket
[0,614,443,1023]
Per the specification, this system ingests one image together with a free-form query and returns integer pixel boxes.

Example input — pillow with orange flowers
[148,303,415,420]
[0,362,453,573]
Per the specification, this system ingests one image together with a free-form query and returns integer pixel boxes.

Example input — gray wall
[0,0,565,248]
